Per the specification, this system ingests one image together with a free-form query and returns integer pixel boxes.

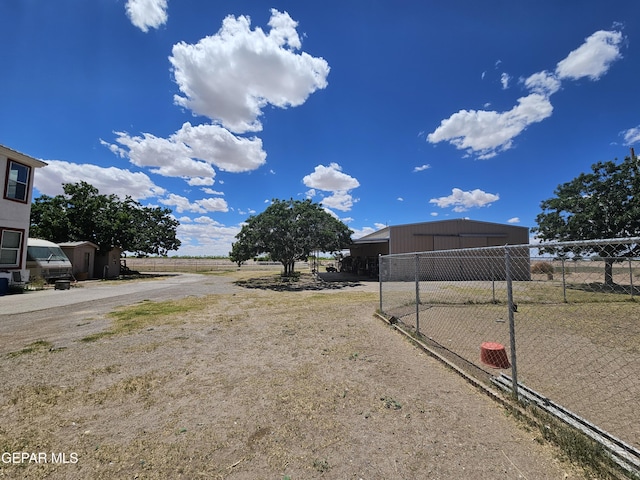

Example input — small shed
[58,241,99,280]
[95,248,123,279]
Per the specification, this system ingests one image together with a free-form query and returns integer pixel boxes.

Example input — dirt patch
[0,272,591,478]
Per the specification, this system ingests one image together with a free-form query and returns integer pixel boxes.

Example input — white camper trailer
[27,238,73,282]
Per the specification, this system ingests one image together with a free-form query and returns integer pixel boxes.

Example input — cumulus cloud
[621,126,640,146]
[429,188,499,212]
[413,164,431,172]
[428,29,624,159]
[107,131,215,179]
[125,0,168,33]
[103,121,266,183]
[175,123,266,172]
[34,160,165,200]
[169,9,330,133]
[321,191,357,211]
[507,217,520,224]
[302,163,360,212]
[303,163,360,191]
[428,94,553,159]
[159,193,228,214]
[174,219,241,256]
[555,30,623,80]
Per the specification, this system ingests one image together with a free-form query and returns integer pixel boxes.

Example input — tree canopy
[533,153,640,283]
[30,182,181,256]
[230,198,353,275]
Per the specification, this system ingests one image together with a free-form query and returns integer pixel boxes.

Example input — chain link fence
[379,238,640,472]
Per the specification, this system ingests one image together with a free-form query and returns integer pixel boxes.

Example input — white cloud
[104,121,267,184]
[187,177,215,186]
[159,193,229,214]
[175,122,266,172]
[413,164,431,172]
[523,71,561,96]
[108,131,216,179]
[427,94,553,159]
[303,163,360,191]
[621,126,640,146]
[507,217,520,224]
[125,0,168,33]
[427,29,623,159]
[302,163,360,212]
[555,30,623,80]
[169,9,330,134]
[321,191,357,212]
[351,226,376,239]
[174,219,241,256]
[500,72,511,89]
[34,160,165,200]
[429,188,499,212]
[201,188,225,195]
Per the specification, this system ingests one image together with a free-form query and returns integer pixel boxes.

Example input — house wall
[0,146,47,284]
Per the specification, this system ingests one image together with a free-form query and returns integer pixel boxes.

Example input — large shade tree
[30,182,181,256]
[230,198,353,276]
[533,153,640,284]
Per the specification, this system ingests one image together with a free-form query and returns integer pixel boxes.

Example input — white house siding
[0,145,47,284]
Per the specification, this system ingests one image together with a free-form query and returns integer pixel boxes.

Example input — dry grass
[0,271,593,479]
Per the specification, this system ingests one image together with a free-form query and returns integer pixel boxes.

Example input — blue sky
[2,1,639,256]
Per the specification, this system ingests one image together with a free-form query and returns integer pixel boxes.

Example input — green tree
[230,198,353,276]
[30,181,181,256]
[533,153,640,284]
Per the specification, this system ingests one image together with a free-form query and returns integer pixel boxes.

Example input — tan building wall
[352,219,530,280]
[59,242,98,279]
[388,219,528,254]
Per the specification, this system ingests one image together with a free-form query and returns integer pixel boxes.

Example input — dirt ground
[0,271,594,479]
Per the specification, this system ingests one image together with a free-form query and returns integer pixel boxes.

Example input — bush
[531,262,554,274]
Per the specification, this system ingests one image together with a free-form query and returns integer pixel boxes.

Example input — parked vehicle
[26,238,73,282]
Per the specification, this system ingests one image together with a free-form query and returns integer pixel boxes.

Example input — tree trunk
[604,258,615,286]
[282,260,296,277]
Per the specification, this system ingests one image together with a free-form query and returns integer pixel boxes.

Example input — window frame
[4,159,32,204]
[0,227,25,268]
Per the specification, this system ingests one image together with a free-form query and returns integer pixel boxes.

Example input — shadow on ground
[234,272,366,291]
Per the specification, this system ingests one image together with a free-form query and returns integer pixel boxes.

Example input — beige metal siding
[388,220,528,254]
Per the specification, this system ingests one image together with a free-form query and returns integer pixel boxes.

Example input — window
[0,229,23,267]
[5,160,31,202]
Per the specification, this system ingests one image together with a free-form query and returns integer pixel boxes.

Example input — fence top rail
[380,237,640,259]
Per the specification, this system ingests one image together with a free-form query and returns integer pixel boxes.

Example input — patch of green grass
[81,297,209,342]
[6,340,53,357]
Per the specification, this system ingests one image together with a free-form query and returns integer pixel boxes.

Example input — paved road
[0,273,240,355]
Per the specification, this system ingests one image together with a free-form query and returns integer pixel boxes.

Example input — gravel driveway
[0,273,236,355]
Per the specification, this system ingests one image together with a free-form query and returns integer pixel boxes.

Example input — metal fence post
[415,254,420,335]
[562,257,567,303]
[379,254,383,313]
[505,247,519,400]
[629,258,634,300]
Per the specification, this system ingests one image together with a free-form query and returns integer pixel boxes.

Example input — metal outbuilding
[347,219,530,279]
